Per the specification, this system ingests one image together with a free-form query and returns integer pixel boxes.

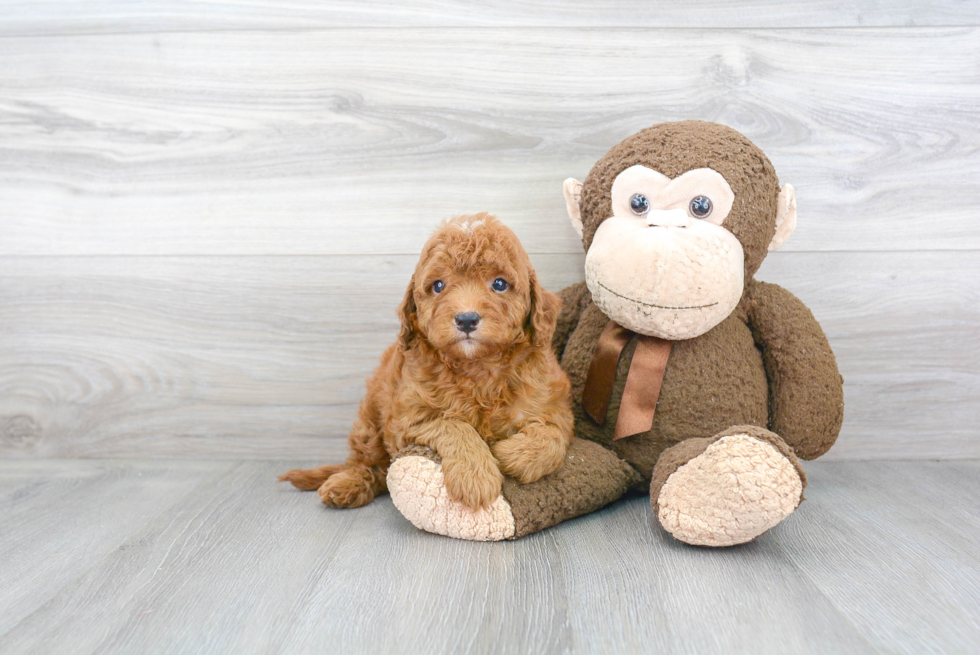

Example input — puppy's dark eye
[491,278,509,292]
[630,194,650,215]
[432,280,445,294]
[690,195,713,219]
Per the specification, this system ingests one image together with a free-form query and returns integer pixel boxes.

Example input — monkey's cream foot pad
[388,446,516,541]
[654,430,805,547]
[388,439,641,541]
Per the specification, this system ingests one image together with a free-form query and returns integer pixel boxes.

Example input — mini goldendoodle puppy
[280,213,573,510]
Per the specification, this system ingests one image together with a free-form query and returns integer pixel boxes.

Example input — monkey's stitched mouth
[597,282,719,311]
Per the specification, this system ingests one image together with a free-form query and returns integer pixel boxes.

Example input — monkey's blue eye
[491,278,509,292]
[630,194,650,215]
[690,195,713,219]
[432,280,445,294]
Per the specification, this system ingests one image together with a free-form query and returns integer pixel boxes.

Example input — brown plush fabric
[561,299,771,481]
[393,444,443,464]
[504,438,641,538]
[578,120,780,280]
[746,281,844,459]
[555,120,842,480]
[552,280,591,360]
[390,439,638,540]
[649,425,807,514]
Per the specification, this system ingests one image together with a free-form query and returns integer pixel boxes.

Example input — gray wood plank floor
[2,459,978,654]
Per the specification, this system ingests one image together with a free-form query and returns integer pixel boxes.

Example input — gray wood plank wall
[2,1,979,33]
[1,3,978,460]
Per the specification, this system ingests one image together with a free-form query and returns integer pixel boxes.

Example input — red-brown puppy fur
[280,214,574,510]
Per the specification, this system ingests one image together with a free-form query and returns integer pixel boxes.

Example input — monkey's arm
[746,280,844,460]
[551,280,591,359]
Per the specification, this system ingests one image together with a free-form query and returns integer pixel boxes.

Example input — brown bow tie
[582,321,673,441]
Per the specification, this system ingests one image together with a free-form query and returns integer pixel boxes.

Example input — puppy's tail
[278,463,346,490]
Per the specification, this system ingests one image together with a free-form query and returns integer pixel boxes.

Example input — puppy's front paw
[492,432,566,484]
[442,455,503,511]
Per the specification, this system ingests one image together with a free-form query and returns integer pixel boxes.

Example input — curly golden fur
[280,213,574,510]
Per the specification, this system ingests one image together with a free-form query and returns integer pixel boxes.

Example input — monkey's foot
[388,439,639,541]
[651,426,806,547]
[388,445,516,541]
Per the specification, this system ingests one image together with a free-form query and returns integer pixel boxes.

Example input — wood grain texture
[781,461,980,654]
[756,251,980,459]
[1,28,978,256]
[1,459,977,654]
[2,1,978,34]
[0,254,581,459]
[0,459,235,636]
[1,251,976,460]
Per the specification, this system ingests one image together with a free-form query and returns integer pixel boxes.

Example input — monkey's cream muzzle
[585,214,744,340]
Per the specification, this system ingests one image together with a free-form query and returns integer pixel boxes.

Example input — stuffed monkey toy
[388,121,844,546]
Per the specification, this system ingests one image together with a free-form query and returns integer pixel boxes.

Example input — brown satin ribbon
[582,320,673,441]
[582,321,631,426]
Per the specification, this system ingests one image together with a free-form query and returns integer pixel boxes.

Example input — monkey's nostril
[455,312,481,334]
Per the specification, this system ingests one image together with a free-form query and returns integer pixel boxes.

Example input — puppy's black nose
[455,312,481,334]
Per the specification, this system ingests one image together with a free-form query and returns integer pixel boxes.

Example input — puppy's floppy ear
[525,268,562,350]
[397,275,419,349]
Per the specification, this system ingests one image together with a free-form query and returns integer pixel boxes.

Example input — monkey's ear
[769,184,797,252]
[397,275,419,349]
[563,178,584,239]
